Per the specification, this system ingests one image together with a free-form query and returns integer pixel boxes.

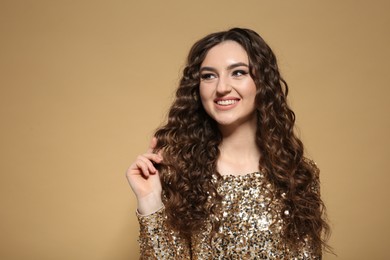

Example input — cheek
[247,81,257,99]
[199,85,211,102]
[245,82,257,108]
[199,86,213,114]
[200,96,210,112]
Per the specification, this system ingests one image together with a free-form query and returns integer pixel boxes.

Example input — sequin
[137,159,321,259]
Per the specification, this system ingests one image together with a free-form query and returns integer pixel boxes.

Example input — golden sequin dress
[137,161,321,259]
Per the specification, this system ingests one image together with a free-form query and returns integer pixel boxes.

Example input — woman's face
[199,40,257,129]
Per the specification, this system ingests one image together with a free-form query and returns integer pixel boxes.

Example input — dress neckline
[220,171,263,179]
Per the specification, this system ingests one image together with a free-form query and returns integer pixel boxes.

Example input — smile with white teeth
[216,100,238,106]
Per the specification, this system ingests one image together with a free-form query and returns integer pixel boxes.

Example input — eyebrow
[200,62,249,73]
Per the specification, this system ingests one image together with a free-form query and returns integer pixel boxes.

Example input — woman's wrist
[136,192,163,215]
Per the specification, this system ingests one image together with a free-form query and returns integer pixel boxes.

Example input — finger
[135,159,151,177]
[146,137,158,154]
[128,153,162,178]
[143,153,163,164]
[138,155,158,174]
[157,150,163,160]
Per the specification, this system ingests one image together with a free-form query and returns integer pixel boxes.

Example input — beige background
[1,0,389,259]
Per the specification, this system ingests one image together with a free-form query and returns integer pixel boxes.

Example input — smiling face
[199,40,257,130]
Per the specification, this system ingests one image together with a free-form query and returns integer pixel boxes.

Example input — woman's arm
[126,137,163,215]
[126,138,191,259]
[137,207,191,259]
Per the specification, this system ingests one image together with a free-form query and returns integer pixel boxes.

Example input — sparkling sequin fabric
[137,160,321,259]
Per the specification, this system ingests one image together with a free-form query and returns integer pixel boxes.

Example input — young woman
[126,28,330,259]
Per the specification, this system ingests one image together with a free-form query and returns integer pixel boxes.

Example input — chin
[215,119,239,128]
[212,117,234,126]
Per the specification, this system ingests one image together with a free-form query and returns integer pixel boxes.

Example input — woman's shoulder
[302,157,320,176]
[302,157,321,194]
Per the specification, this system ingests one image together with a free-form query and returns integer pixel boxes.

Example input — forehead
[201,40,249,66]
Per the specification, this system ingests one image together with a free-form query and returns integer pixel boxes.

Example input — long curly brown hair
[154,28,330,253]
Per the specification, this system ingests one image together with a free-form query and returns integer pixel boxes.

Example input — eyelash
[200,73,216,80]
[200,70,248,80]
[232,70,248,77]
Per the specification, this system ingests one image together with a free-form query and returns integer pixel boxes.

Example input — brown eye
[200,73,216,80]
[232,70,248,77]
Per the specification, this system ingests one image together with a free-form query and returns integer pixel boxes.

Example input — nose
[216,76,232,95]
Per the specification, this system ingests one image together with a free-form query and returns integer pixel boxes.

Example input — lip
[214,97,240,110]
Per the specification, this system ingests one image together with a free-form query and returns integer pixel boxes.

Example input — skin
[199,40,257,131]
[126,40,261,215]
[199,41,261,175]
[126,137,163,215]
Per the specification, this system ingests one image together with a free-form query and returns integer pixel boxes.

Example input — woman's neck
[217,119,261,175]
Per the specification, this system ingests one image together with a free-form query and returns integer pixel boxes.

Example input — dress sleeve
[303,157,321,195]
[300,157,323,259]
[137,207,191,259]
